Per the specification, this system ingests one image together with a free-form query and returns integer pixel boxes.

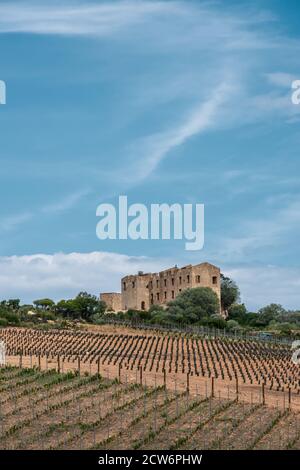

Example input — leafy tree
[228,303,247,322]
[0,299,20,310]
[167,287,220,324]
[244,312,260,327]
[0,310,20,325]
[221,274,240,314]
[149,304,165,315]
[0,300,20,325]
[75,292,106,320]
[56,292,106,321]
[275,322,294,336]
[7,299,20,310]
[279,310,300,325]
[257,304,286,326]
[33,298,55,310]
[55,299,75,318]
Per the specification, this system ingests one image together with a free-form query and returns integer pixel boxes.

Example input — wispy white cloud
[0,249,299,310]
[41,188,90,214]
[266,72,296,88]
[123,79,236,182]
[0,212,33,232]
[0,251,168,302]
[213,197,300,262]
[221,169,247,182]
[251,90,300,117]
[0,189,89,233]
[2,1,299,190]
[0,1,181,36]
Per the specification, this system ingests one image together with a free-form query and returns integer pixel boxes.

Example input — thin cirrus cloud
[41,188,90,214]
[0,1,297,190]
[0,212,33,232]
[0,189,89,232]
[0,1,291,55]
[266,72,297,88]
[0,1,181,36]
[113,79,236,185]
[211,197,300,263]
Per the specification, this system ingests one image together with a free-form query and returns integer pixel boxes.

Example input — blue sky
[0,0,300,309]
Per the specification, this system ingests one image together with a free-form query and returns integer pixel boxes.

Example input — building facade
[101,262,222,316]
[100,292,122,312]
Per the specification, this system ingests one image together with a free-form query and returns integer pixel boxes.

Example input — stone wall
[100,293,122,312]
[101,262,222,316]
[120,262,222,315]
[121,273,151,311]
[148,263,221,310]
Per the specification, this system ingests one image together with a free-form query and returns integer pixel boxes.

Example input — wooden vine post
[211,376,215,398]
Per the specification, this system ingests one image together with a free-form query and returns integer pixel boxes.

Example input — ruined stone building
[100,262,222,315]
[99,292,122,313]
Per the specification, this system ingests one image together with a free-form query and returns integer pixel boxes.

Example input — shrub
[200,315,227,329]
[226,319,240,330]
[0,317,8,327]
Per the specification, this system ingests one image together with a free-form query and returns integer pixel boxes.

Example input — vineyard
[0,366,299,450]
[0,325,299,449]
[1,326,299,406]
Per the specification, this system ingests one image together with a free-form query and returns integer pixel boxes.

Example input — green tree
[279,310,300,325]
[55,299,76,318]
[33,298,55,310]
[73,292,106,320]
[0,299,20,310]
[221,274,240,314]
[244,312,260,327]
[0,310,20,325]
[228,303,247,323]
[7,299,20,310]
[56,292,106,321]
[257,304,286,327]
[167,287,220,324]
[275,322,293,336]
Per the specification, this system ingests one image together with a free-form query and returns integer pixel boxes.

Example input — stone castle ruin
[100,262,222,316]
